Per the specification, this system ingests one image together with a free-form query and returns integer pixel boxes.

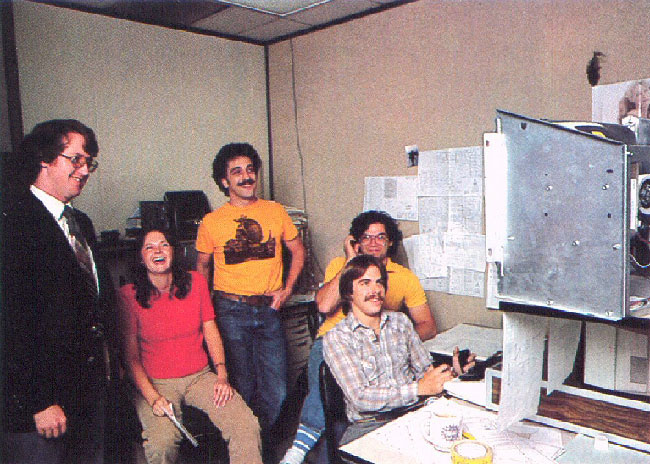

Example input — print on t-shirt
[224,216,276,264]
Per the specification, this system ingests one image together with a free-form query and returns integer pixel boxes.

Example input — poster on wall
[592,78,650,123]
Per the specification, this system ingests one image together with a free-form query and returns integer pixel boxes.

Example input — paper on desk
[423,323,502,361]
[444,378,487,407]
[498,313,546,431]
[547,318,581,394]
[507,422,564,459]
[348,400,563,464]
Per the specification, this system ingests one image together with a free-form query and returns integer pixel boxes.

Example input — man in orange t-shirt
[196,143,304,459]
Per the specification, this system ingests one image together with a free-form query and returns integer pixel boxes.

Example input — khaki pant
[135,367,262,464]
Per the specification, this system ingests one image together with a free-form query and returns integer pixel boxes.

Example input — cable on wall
[289,38,324,279]
[289,38,308,213]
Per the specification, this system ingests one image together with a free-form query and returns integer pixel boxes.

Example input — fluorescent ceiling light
[218,0,334,16]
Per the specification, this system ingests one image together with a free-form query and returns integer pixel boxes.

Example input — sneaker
[280,446,306,464]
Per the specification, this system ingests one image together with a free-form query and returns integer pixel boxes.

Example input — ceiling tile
[192,6,275,35]
[242,17,312,41]
[289,0,378,26]
[218,0,333,16]
[34,0,414,44]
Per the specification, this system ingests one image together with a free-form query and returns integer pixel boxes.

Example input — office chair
[319,361,348,464]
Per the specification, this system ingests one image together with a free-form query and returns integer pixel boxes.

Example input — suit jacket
[2,191,113,433]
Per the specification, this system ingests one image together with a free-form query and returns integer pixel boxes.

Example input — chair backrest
[319,361,347,464]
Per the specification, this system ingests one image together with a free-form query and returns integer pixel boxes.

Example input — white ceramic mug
[427,402,463,452]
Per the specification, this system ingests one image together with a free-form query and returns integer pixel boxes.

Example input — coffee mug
[426,401,463,452]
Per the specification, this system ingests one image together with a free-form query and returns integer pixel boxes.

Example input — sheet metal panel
[496,110,629,319]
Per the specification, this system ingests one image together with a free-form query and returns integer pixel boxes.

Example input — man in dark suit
[2,119,111,463]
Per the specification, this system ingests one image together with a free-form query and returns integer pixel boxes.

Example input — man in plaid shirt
[323,255,460,445]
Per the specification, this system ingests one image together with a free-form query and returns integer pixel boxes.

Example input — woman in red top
[119,228,262,464]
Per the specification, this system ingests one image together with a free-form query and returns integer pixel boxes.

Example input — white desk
[339,397,650,463]
[339,398,565,464]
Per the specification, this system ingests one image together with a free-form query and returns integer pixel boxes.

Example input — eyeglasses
[59,153,99,173]
[359,233,389,244]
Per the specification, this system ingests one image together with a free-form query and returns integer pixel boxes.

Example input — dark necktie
[62,205,98,295]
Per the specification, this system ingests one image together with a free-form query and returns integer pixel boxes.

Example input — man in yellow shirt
[196,143,305,462]
[281,210,436,464]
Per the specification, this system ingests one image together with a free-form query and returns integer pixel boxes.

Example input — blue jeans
[299,337,326,431]
[214,297,288,432]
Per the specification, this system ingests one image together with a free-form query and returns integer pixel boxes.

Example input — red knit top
[120,271,215,379]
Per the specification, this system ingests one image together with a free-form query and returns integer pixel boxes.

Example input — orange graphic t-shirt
[195,199,298,295]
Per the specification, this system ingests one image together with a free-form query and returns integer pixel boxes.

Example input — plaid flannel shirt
[323,311,431,423]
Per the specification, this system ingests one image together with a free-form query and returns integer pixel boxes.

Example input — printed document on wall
[417,196,448,233]
[449,268,484,298]
[448,196,482,234]
[444,232,486,272]
[418,146,483,197]
[418,196,483,235]
[403,233,446,278]
[364,176,418,221]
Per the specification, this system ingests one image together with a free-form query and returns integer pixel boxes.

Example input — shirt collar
[31,185,67,220]
[346,310,390,332]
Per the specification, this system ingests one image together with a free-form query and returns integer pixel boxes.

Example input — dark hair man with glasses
[2,119,111,463]
[281,210,437,464]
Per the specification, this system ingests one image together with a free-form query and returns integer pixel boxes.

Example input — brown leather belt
[214,290,273,307]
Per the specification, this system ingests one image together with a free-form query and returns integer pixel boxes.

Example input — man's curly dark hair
[211,143,261,196]
[349,210,402,257]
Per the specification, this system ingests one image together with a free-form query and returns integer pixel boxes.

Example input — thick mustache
[238,179,255,186]
[364,294,384,302]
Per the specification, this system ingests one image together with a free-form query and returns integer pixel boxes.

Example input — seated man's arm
[407,320,453,394]
[323,329,419,414]
[402,268,437,341]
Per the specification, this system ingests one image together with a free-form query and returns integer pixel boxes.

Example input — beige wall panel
[268,0,650,330]
[14,2,267,235]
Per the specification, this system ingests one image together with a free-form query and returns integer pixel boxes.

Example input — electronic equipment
[164,190,211,240]
[140,200,169,230]
[638,174,650,217]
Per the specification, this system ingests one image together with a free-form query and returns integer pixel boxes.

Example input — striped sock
[293,423,322,454]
